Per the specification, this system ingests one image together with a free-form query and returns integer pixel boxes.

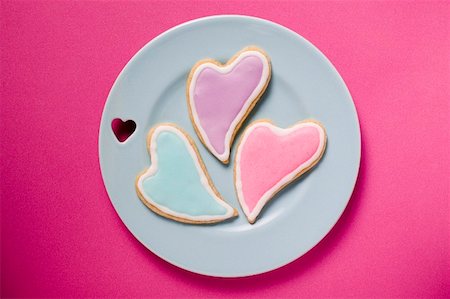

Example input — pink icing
[239,125,322,213]
[193,55,264,154]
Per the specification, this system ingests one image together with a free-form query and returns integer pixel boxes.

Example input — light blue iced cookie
[136,124,237,224]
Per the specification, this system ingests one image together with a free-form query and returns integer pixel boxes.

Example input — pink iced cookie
[187,47,271,163]
[234,120,327,224]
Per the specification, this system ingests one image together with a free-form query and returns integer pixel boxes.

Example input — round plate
[99,15,360,277]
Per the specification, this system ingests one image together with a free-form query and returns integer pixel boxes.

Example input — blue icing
[141,130,227,216]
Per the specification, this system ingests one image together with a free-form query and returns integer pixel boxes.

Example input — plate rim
[99,14,361,277]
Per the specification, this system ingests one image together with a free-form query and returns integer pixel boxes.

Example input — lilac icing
[193,55,264,154]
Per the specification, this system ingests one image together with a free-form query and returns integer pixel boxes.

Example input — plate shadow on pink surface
[125,127,366,289]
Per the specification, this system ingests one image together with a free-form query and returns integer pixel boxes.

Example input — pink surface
[1,1,449,298]
[238,124,322,213]
[193,54,264,155]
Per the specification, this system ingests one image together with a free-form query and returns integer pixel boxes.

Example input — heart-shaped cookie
[234,120,327,224]
[187,47,271,163]
[136,124,237,224]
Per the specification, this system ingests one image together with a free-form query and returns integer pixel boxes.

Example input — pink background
[1,1,449,298]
